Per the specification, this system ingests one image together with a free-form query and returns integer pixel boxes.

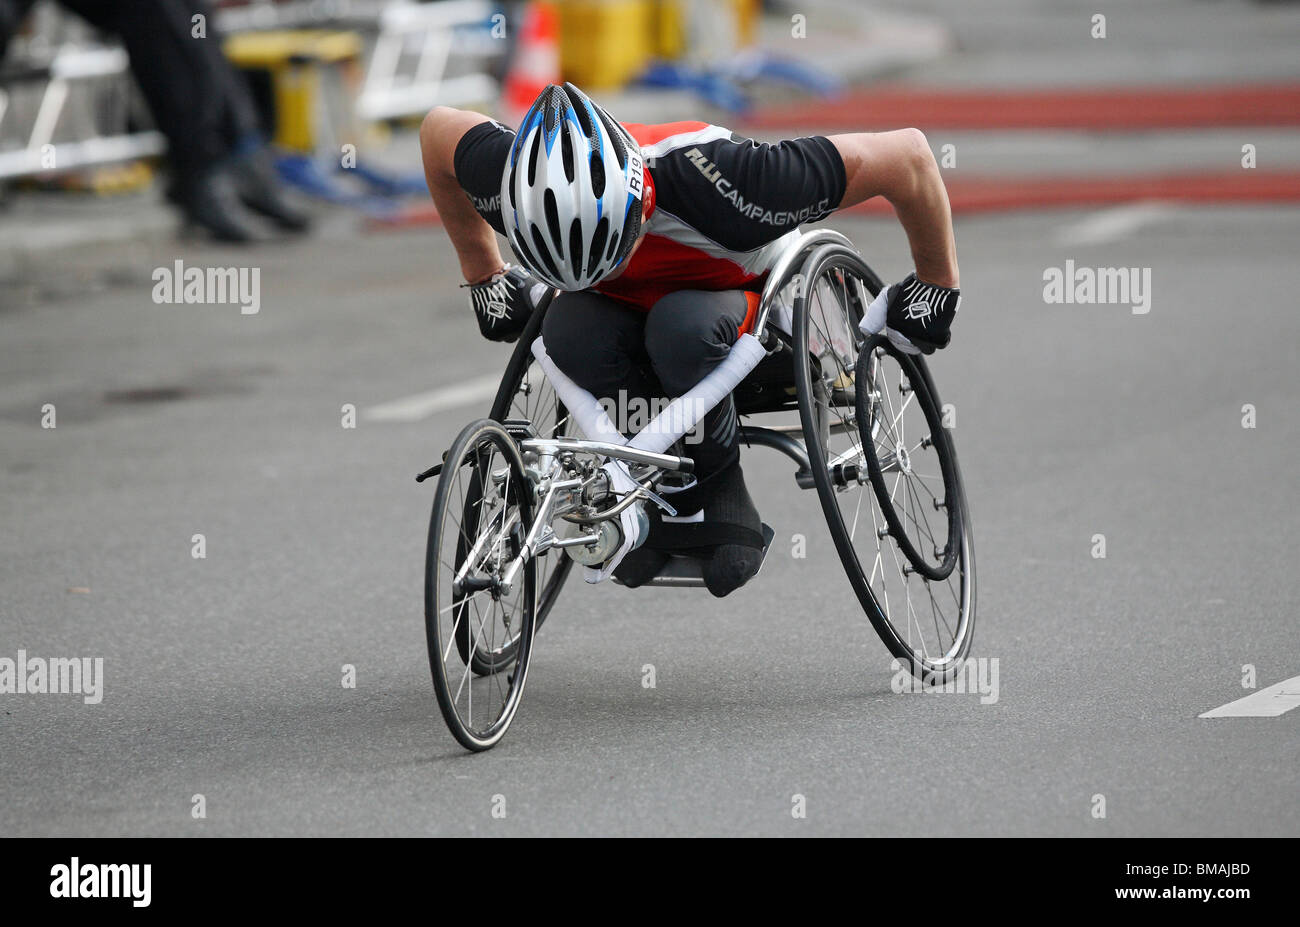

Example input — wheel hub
[895,442,912,474]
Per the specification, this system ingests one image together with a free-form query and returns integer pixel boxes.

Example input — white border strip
[363,373,501,423]
[1199,675,1300,718]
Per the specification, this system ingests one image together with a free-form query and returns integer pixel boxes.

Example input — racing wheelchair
[419,230,975,751]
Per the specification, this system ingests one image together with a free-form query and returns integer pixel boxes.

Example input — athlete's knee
[645,291,740,395]
[539,302,585,375]
[542,295,637,393]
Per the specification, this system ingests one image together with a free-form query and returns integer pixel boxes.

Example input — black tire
[425,419,536,751]
[487,291,573,643]
[792,244,976,682]
[856,336,961,581]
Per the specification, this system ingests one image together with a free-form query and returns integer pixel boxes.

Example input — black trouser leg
[543,287,750,482]
[643,289,749,481]
[0,0,38,58]
[541,290,660,434]
[58,0,237,183]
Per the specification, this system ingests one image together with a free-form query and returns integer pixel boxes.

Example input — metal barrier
[354,0,501,122]
[0,1,164,181]
[0,0,503,183]
[0,45,165,180]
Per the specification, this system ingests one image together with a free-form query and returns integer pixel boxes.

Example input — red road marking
[743,84,1300,131]
[843,171,1300,215]
[367,202,442,229]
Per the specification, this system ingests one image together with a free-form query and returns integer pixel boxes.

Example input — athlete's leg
[643,289,751,478]
[541,290,657,411]
[644,290,764,597]
[542,291,670,586]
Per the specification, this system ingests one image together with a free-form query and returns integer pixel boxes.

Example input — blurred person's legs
[56,0,252,240]
[151,0,310,235]
[6,0,309,240]
[68,0,309,238]
[0,0,35,54]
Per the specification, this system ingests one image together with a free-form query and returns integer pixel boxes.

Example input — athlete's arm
[829,130,959,289]
[419,106,506,284]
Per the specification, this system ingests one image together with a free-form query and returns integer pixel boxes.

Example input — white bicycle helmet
[501,82,645,291]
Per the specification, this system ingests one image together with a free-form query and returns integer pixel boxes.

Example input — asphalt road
[1,201,1297,836]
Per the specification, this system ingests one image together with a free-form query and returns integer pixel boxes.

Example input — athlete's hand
[860,272,960,355]
[464,264,549,343]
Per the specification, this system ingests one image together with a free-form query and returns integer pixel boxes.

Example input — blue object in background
[342,161,430,198]
[635,51,843,114]
[275,154,400,218]
[637,62,752,113]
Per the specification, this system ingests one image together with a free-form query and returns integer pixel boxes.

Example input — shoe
[612,546,670,587]
[227,145,311,233]
[640,463,766,598]
[167,167,259,243]
[699,463,764,597]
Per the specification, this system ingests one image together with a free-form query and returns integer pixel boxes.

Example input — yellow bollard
[223,31,361,154]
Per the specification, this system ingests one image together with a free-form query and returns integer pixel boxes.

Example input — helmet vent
[527,129,543,187]
[566,85,595,140]
[587,217,609,277]
[543,188,563,255]
[512,230,538,276]
[560,122,575,183]
[595,107,627,170]
[617,201,641,262]
[589,154,605,198]
[529,224,562,283]
[568,220,583,275]
[542,86,562,135]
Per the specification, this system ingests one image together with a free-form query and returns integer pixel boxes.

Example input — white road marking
[364,373,501,423]
[1199,675,1300,718]
[1054,202,1176,247]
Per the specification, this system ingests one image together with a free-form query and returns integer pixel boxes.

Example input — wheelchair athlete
[420,82,962,597]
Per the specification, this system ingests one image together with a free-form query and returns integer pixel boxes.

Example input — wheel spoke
[848,483,864,541]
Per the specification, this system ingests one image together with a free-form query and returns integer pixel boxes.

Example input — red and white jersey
[454,118,847,312]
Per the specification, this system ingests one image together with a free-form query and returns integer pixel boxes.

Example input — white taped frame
[530,337,627,446]
[527,332,766,584]
[531,333,766,455]
[530,336,637,583]
[627,334,766,454]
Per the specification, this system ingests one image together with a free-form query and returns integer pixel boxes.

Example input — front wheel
[425,419,536,751]
[489,291,573,637]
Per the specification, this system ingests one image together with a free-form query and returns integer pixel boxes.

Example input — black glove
[464,264,545,343]
[859,272,960,355]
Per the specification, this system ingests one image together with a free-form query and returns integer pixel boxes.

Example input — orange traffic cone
[501,1,561,129]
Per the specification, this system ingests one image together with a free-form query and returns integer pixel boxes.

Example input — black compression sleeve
[452,119,516,236]
[652,133,848,253]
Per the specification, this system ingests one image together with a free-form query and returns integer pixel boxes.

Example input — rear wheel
[791,244,976,682]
